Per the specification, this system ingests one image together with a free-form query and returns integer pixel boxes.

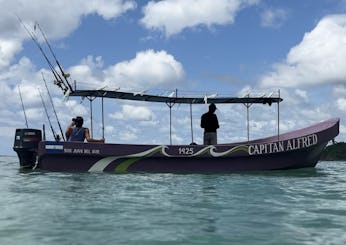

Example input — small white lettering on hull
[63,148,100,154]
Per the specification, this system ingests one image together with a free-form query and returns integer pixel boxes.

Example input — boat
[13,89,340,173]
[13,20,340,173]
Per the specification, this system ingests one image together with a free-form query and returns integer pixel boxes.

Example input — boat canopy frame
[68,89,283,144]
[69,89,282,105]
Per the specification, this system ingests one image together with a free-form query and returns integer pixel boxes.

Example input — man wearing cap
[200,103,219,145]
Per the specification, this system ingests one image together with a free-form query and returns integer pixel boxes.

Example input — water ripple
[0,157,346,245]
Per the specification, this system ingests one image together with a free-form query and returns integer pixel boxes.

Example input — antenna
[18,85,28,128]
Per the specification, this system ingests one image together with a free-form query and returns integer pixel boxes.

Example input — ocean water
[0,156,346,245]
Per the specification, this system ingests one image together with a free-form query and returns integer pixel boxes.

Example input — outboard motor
[13,129,42,168]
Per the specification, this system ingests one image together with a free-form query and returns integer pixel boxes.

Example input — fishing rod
[18,85,29,128]
[17,16,69,94]
[35,22,73,92]
[41,73,66,141]
[38,89,60,142]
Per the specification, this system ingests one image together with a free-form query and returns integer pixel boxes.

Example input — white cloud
[296,107,330,122]
[19,84,42,106]
[0,126,17,137]
[0,57,37,86]
[119,130,138,141]
[104,49,185,89]
[109,104,154,121]
[279,120,297,133]
[63,50,185,90]
[68,56,105,89]
[0,83,13,110]
[333,85,346,97]
[293,89,308,104]
[0,39,22,68]
[25,108,45,121]
[171,134,184,144]
[260,14,346,88]
[140,0,260,37]
[293,89,307,99]
[0,0,136,70]
[266,88,305,108]
[260,8,288,28]
[337,98,346,112]
[64,100,89,118]
[86,0,137,20]
[340,124,346,136]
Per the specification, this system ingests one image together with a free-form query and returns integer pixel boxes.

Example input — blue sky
[1,0,346,155]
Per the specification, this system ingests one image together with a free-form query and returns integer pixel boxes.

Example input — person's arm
[215,115,219,129]
[84,128,105,143]
[65,121,75,139]
[201,114,205,128]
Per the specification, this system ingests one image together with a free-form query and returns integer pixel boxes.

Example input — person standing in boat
[200,103,219,145]
[65,116,105,143]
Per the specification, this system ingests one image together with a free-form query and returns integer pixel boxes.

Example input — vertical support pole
[87,96,96,138]
[277,89,280,141]
[90,98,93,138]
[169,104,172,145]
[244,94,252,142]
[190,103,194,144]
[166,101,175,145]
[102,96,105,139]
[247,104,250,142]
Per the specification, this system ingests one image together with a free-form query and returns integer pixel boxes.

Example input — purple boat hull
[37,118,339,173]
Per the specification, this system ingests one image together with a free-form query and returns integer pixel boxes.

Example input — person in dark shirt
[65,116,105,143]
[200,103,219,145]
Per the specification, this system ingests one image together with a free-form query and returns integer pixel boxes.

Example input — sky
[1,0,346,155]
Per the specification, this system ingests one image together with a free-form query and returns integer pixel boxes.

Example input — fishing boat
[13,19,340,173]
[13,88,340,173]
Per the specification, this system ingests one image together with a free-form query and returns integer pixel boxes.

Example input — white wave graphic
[210,145,248,157]
[88,145,166,172]
[88,145,249,172]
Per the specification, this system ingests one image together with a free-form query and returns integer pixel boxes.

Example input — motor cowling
[13,129,42,168]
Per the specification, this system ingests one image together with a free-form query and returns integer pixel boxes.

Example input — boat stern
[13,128,42,168]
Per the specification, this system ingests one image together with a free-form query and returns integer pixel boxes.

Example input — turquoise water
[1,156,346,245]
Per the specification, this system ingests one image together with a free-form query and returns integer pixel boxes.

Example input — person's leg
[204,133,215,145]
[210,133,217,145]
[203,133,209,145]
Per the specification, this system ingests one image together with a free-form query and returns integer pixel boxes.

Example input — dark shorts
[203,132,217,145]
